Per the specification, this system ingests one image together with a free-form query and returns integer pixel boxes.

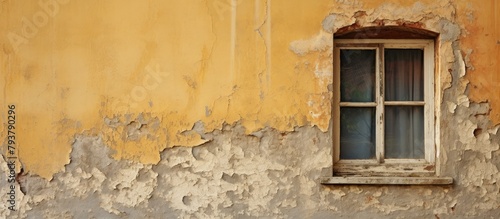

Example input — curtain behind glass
[384,49,425,159]
[339,49,376,159]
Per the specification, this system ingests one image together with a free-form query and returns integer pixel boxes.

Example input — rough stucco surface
[1,122,499,218]
[0,0,500,218]
[458,0,500,125]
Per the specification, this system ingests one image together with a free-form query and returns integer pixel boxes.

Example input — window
[332,38,436,177]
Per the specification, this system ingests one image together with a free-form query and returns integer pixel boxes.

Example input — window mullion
[375,44,385,163]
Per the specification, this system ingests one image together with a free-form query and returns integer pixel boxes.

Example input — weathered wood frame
[332,39,436,177]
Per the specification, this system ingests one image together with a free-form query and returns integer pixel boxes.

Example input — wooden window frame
[332,39,436,177]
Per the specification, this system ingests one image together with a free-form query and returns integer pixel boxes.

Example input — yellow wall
[457,0,500,124]
[1,0,333,179]
[0,0,498,179]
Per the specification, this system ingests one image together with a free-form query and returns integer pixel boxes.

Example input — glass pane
[385,106,424,159]
[385,49,424,101]
[340,49,376,102]
[340,107,375,159]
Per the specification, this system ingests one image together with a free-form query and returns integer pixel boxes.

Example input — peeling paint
[0,0,499,218]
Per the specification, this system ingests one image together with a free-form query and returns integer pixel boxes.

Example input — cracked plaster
[0,0,499,218]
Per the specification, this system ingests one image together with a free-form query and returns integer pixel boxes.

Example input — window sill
[321,176,453,185]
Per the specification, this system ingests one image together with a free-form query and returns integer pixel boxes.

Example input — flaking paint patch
[289,31,333,57]
[102,113,209,163]
[458,1,500,125]
[447,101,457,113]
[3,121,498,217]
[100,164,157,214]
[0,1,499,218]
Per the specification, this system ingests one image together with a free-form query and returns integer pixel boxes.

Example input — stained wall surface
[0,0,499,218]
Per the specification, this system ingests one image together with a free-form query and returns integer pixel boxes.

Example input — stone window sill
[320,176,453,185]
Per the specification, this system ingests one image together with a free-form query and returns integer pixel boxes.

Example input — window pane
[340,49,376,102]
[385,106,424,159]
[340,107,375,159]
[385,49,424,101]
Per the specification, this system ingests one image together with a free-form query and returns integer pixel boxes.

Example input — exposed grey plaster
[2,117,498,218]
[438,18,461,42]
[289,31,333,57]
[321,13,354,33]
[1,1,499,218]
[322,14,337,33]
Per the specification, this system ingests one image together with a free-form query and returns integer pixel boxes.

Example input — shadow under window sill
[321,176,453,185]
